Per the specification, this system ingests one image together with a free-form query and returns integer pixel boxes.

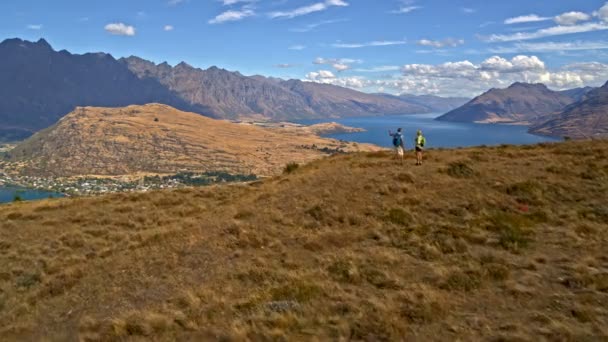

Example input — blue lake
[301,113,559,148]
[0,186,65,204]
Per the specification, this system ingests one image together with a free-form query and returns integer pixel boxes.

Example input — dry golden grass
[7,104,378,177]
[1,139,607,340]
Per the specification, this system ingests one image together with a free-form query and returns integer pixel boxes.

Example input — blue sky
[1,0,608,96]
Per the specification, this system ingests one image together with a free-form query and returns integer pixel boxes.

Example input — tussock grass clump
[270,281,322,302]
[505,181,544,205]
[440,270,483,291]
[399,289,446,323]
[486,211,534,252]
[386,208,412,226]
[327,260,360,283]
[283,162,299,174]
[446,161,475,178]
[396,172,415,183]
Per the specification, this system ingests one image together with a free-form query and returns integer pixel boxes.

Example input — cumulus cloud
[164,25,174,31]
[555,11,591,25]
[104,23,136,36]
[313,57,361,71]
[417,38,464,48]
[209,9,254,24]
[596,2,608,22]
[304,55,608,97]
[332,39,407,48]
[305,70,368,88]
[269,0,348,19]
[504,14,551,25]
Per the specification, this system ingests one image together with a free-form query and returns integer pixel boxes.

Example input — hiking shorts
[395,146,404,156]
[415,146,423,152]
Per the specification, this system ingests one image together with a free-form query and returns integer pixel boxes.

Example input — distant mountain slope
[0,38,194,140]
[120,57,425,120]
[376,93,470,113]
[436,83,584,124]
[5,104,376,177]
[558,86,595,102]
[530,82,608,138]
[0,38,425,140]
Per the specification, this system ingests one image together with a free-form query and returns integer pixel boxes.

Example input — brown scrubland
[6,104,377,177]
[0,139,607,341]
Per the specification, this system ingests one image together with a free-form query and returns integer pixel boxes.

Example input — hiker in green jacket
[415,130,426,166]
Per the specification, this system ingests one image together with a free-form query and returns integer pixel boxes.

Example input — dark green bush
[283,162,299,174]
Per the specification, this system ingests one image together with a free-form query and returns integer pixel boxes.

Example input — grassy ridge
[1,140,607,340]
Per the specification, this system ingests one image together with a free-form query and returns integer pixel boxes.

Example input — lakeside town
[0,167,257,196]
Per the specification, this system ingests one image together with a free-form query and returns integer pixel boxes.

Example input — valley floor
[0,140,607,340]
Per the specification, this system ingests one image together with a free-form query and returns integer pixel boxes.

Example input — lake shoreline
[296,113,559,149]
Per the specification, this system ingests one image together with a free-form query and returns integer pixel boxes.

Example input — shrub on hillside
[446,161,475,178]
[505,181,544,205]
[283,162,299,174]
[386,208,412,226]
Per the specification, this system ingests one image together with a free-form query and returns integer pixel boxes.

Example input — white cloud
[485,22,608,42]
[332,63,350,71]
[164,25,174,31]
[314,57,361,71]
[462,8,476,14]
[222,0,256,4]
[27,24,43,30]
[391,6,420,14]
[354,66,401,72]
[417,38,464,48]
[504,14,550,24]
[275,63,296,68]
[290,19,347,32]
[489,40,608,53]
[333,39,407,48]
[305,70,368,88]
[168,0,184,5]
[209,9,254,24]
[554,11,591,26]
[269,0,348,19]
[304,55,608,97]
[289,44,306,50]
[596,2,608,22]
[395,56,608,96]
[104,23,136,36]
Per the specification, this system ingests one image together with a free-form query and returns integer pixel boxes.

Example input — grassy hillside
[1,140,607,340]
[6,104,376,177]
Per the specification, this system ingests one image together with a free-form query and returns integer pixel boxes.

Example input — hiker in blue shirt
[388,128,405,163]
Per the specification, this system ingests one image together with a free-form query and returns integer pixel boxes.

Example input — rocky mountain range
[436,82,592,124]
[530,82,608,138]
[0,38,192,141]
[4,104,377,177]
[0,38,450,141]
